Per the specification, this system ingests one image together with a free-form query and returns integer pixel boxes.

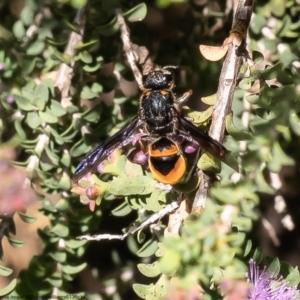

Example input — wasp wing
[74,116,141,183]
[178,116,227,159]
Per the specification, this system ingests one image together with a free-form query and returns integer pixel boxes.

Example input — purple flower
[246,259,299,300]
[6,95,14,104]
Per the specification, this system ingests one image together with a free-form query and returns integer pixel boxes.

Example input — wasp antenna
[163,65,178,70]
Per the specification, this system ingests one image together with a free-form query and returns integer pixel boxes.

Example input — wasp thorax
[143,69,173,90]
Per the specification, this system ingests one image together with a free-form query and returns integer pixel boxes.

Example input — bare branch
[55,8,85,108]
[116,10,153,86]
[77,201,179,241]
[193,0,254,212]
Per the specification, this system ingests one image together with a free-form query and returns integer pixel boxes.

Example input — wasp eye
[164,74,173,83]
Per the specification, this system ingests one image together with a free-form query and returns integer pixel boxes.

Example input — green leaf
[69,0,87,9]
[13,20,25,39]
[14,118,26,139]
[0,265,13,276]
[124,159,144,177]
[49,251,67,263]
[226,114,252,140]
[78,50,92,63]
[20,6,34,25]
[255,169,274,194]
[61,263,87,274]
[14,95,36,111]
[252,51,264,64]
[197,152,221,173]
[80,86,98,100]
[270,0,285,17]
[91,82,103,94]
[26,41,45,56]
[289,110,300,135]
[239,77,254,90]
[201,93,216,105]
[65,239,87,249]
[26,111,42,129]
[244,240,252,257]
[267,257,280,277]
[268,141,294,172]
[18,212,36,224]
[174,175,200,193]
[183,106,212,124]
[83,61,102,73]
[70,139,92,157]
[34,83,49,103]
[246,94,259,104]
[159,247,181,276]
[7,237,24,249]
[50,48,71,64]
[49,127,64,145]
[286,267,300,286]
[154,275,168,298]
[211,185,243,205]
[137,230,146,244]
[23,57,41,75]
[250,14,267,35]
[108,176,156,196]
[40,161,54,171]
[123,3,147,22]
[46,38,67,47]
[44,146,60,164]
[155,243,165,258]
[97,17,118,36]
[51,224,69,238]
[61,151,71,167]
[138,262,161,277]
[46,274,63,287]
[232,216,252,232]
[75,39,99,50]
[111,201,132,216]
[261,63,283,80]
[0,279,17,296]
[39,109,59,123]
[82,105,102,123]
[54,199,70,212]
[143,189,167,212]
[137,239,158,258]
[133,283,153,299]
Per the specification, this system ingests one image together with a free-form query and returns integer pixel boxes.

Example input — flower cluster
[246,259,299,300]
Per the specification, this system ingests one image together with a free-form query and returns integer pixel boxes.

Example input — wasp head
[142,67,175,90]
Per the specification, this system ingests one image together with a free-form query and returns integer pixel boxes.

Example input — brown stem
[192,0,254,213]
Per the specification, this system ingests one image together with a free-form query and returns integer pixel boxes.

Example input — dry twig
[193,0,254,212]
[55,9,85,108]
[77,201,179,241]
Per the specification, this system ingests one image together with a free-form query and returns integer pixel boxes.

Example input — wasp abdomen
[148,138,186,184]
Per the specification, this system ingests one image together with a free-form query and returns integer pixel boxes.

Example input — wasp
[74,66,227,185]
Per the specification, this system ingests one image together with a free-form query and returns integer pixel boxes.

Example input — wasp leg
[177,89,193,105]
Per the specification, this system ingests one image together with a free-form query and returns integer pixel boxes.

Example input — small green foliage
[138,261,162,277]
[0,279,17,297]
[0,265,13,277]
[137,239,158,258]
[123,3,147,22]
[6,238,25,249]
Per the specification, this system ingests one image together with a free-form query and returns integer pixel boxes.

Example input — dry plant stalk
[192,0,254,213]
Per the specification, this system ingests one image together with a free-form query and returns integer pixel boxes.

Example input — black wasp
[74,66,227,185]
